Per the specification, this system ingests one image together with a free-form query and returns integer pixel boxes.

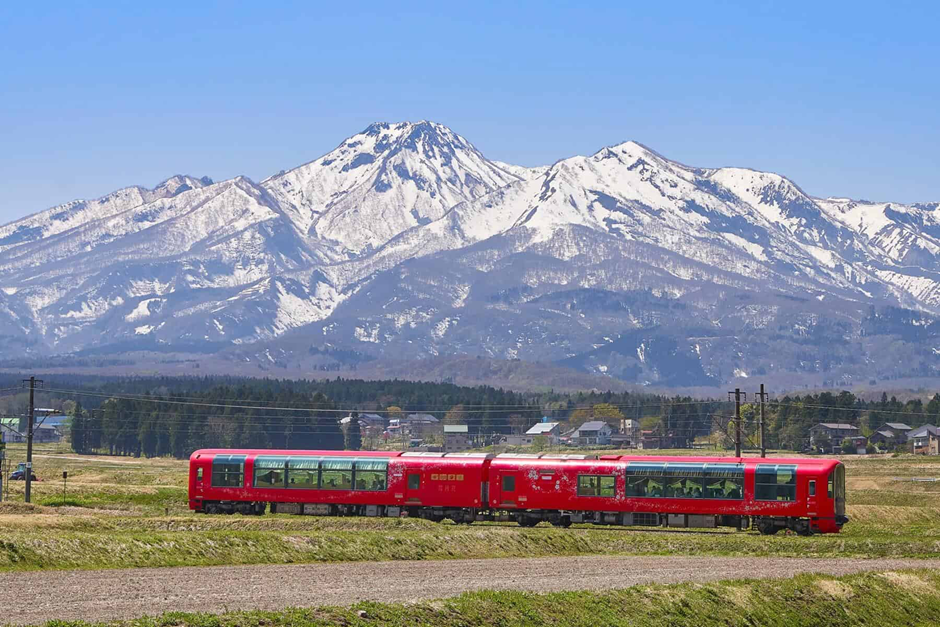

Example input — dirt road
[2,555,939,625]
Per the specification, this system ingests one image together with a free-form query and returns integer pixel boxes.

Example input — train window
[408,473,421,490]
[702,463,744,500]
[664,464,704,499]
[755,464,797,502]
[320,458,353,490]
[577,475,616,497]
[577,475,598,496]
[211,455,246,487]
[287,457,320,489]
[502,475,516,492]
[809,480,816,497]
[625,463,666,497]
[828,476,833,499]
[354,459,388,491]
[254,456,288,488]
[196,468,203,481]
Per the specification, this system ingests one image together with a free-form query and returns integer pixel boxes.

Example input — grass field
[16,569,940,627]
[1,442,939,571]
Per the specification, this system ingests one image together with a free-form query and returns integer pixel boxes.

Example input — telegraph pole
[756,383,768,458]
[728,388,744,458]
[23,376,43,503]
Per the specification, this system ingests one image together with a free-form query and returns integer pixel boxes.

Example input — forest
[0,374,937,458]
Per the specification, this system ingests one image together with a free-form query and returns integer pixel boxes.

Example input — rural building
[867,429,900,449]
[443,424,470,452]
[619,418,640,446]
[809,423,860,453]
[571,421,613,446]
[525,421,561,444]
[873,422,913,443]
[0,419,62,443]
[405,413,439,437]
[909,425,939,455]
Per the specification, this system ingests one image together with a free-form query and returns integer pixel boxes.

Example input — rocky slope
[2,122,937,387]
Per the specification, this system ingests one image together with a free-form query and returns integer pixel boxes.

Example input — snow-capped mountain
[1,122,938,387]
[261,121,522,254]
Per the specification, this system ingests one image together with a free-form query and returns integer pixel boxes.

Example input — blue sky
[2,1,938,224]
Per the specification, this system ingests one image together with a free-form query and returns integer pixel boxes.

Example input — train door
[406,469,422,505]
[494,471,517,507]
[831,464,846,520]
[806,476,818,516]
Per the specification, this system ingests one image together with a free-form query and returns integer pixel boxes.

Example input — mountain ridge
[2,121,938,387]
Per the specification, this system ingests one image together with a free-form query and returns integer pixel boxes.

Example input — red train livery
[189,449,848,535]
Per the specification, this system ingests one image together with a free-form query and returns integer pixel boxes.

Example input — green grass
[2,443,940,571]
[2,513,939,571]
[23,569,940,627]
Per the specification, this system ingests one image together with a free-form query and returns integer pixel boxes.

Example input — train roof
[190,449,403,460]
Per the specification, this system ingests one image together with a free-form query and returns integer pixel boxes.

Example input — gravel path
[2,556,939,625]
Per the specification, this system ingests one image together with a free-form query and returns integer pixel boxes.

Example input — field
[6,567,940,626]
[1,443,939,571]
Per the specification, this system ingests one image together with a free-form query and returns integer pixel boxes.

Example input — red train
[188,449,848,535]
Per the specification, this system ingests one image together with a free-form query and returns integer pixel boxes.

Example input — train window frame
[577,474,616,497]
[254,456,289,488]
[755,464,798,502]
[320,458,354,491]
[408,473,421,490]
[625,462,666,498]
[354,459,389,491]
[502,475,516,492]
[702,463,744,500]
[286,457,321,489]
[664,463,704,499]
[210,455,246,488]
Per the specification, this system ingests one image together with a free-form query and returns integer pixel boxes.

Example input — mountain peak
[262,120,519,252]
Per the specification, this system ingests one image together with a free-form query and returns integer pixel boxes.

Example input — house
[619,418,640,447]
[443,424,470,452]
[525,422,561,444]
[0,418,24,443]
[867,429,899,449]
[571,421,613,446]
[909,425,939,455]
[405,413,440,437]
[809,423,860,453]
[0,419,62,443]
[874,422,913,443]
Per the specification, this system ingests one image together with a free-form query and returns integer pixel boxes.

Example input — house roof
[360,413,384,422]
[526,422,559,435]
[874,430,896,438]
[883,423,912,431]
[909,424,939,438]
[407,413,439,423]
[815,423,858,430]
[443,424,469,434]
[576,421,609,433]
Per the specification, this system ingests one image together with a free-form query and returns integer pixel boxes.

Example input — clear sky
[2,1,938,225]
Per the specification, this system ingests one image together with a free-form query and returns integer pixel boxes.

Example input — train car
[189,449,847,535]
[490,454,847,535]
[189,449,490,520]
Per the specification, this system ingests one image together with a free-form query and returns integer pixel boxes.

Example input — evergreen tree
[344,413,362,451]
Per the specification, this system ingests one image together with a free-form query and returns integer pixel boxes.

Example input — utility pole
[23,376,43,504]
[756,383,768,458]
[728,388,745,458]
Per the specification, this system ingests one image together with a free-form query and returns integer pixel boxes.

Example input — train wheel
[757,520,779,535]
[518,517,539,528]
